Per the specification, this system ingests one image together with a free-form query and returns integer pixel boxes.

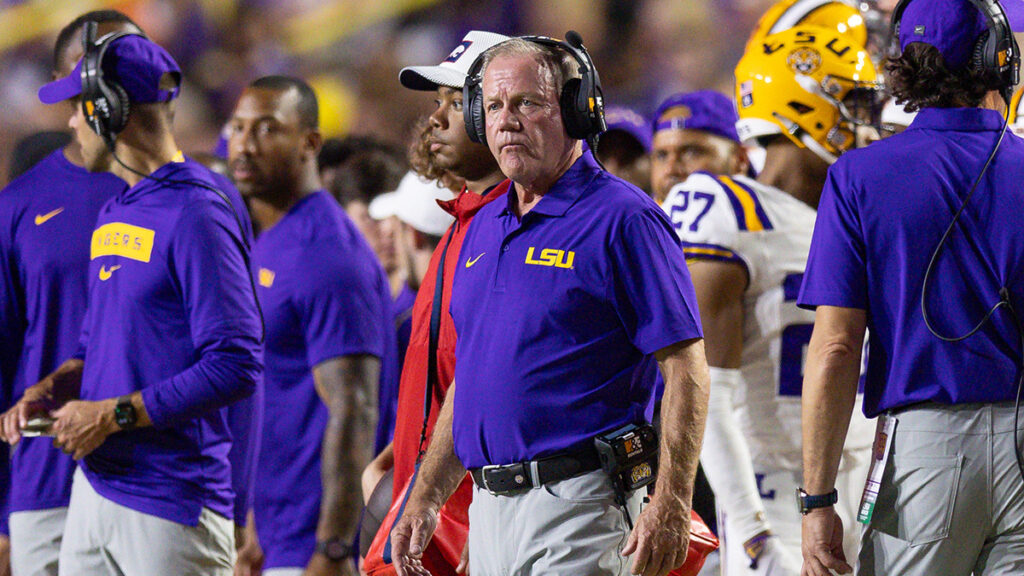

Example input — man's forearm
[654,339,710,505]
[408,383,466,513]
[315,356,379,542]
[801,306,865,495]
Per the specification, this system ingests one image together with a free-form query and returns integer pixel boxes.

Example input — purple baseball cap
[1008,0,1024,31]
[39,35,181,104]
[653,91,740,144]
[603,106,652,152]
[897,0,991,70]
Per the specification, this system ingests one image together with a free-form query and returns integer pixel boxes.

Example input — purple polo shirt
[450,152,703,468]
[76,157,263,526]
[252,191,395,569]
[799,108,1024,416]
[0,150,123,523]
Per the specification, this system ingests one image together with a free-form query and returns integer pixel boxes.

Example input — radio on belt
[594,422,659,493]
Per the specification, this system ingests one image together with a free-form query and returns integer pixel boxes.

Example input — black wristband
[315,538,353,562]
[114,395,137,430]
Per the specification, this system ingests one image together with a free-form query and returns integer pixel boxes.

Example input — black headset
[462,30,606,145]
[890,0,1020,104]
[80,21,150,147]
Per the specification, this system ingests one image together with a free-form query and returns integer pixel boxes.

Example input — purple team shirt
[252,191,396,569]
[76,157,263,526]
[450,152,703,468]
[799,108,1024,416]
[0,150,123,530]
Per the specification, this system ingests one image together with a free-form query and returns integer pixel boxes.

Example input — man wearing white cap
[361,31,507,576]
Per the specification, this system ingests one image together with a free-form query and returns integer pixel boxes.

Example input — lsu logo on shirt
[258,268,275,288]
[525,247,575,269]
[90,222,155,262]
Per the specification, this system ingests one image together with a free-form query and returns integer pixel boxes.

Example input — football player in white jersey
[662,25,883,575]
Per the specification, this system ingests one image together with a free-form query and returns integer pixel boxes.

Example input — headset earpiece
[462,59,487,144]
[560,77,590,139]
[79,22,145,147]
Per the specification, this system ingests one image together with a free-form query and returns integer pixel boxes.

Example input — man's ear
[732,144,752,176]
[305,128,323,159]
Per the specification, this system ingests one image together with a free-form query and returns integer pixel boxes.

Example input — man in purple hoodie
[0,26,262,576]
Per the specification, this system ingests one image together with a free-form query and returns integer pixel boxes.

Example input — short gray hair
[478,37,579,97]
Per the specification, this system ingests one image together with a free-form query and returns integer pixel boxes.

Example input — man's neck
[110,133,181,188]
[249,170,320,233]
[757,140,830,209]
[63,139,85,168]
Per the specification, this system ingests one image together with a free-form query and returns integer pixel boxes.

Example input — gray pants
[468,469,644,576]
[9,508,66,576]
[59,469,235,576]
[859,402,1024,576]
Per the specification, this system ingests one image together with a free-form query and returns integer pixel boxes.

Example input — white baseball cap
[399,30,510,91]
[368,172,456,236]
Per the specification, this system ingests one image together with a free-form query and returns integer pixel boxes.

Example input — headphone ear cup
[559,77,591,140]
[462,78,486,144]
[972,29,991,74]
[102,81,130,135]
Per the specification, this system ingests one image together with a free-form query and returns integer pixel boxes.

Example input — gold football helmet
[735,25,883,164]
[747,0,868,51]
[1010,86,1024,137]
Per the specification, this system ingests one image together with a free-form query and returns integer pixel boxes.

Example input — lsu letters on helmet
[1009,87,1024,137]
[735,25,883,164]
[747,0,868,51]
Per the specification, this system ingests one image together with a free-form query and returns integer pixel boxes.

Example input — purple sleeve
[297,247,386,367]
[0,442,8,536]
[141,197,263,428]
[610,208,704,355]
[225,376,262,525]
[798,166,868,310]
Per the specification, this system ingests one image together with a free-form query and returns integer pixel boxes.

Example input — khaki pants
[859,402,1024,576]
[468,469,644,576]
[9,508,66,576]
[58,469,235,576]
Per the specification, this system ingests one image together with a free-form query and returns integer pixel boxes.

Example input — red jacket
[364,181,510,576]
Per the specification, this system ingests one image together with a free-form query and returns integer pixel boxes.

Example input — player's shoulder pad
[662,171,771,264]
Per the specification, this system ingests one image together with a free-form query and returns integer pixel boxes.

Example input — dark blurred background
[0,0,795,185]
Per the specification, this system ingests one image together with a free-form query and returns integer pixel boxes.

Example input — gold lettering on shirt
[525,247,575,269]
[258,268,275,288]
[91,223,155,263]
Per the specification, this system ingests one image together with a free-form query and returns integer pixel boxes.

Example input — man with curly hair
[799,1,1024,575]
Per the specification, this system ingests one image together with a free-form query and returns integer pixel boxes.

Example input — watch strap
[315,538,353,562]
[797,487,838,514]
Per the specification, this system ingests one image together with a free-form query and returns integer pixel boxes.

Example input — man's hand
[234,519,264,576]
[0,534,10,576]
[801,507,851,576]
[303,552,355,576]
[744,531,801,575]
[1,383,56,445]
[622,493,691,576]
[391,505,439,576]
[50,399,118,460]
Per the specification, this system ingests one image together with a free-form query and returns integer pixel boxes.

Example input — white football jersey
[663,172,873,473]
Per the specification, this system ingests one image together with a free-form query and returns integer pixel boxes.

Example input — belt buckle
[481,462,529,495]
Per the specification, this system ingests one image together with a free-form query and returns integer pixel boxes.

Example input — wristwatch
[796,487,838,515]
[114,395,137,430]
[315,538,353,562]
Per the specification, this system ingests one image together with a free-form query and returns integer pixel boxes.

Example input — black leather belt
[469,447,603,495]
